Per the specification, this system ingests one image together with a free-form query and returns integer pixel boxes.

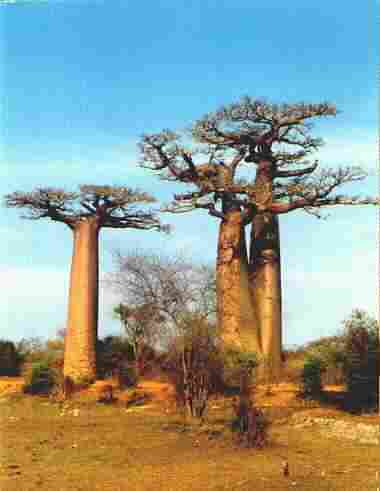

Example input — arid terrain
[1,377,380,490]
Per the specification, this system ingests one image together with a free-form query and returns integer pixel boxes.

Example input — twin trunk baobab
[140,98,378,377]
[5,186,163,382]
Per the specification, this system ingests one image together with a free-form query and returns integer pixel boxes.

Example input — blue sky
[0,1,378,347]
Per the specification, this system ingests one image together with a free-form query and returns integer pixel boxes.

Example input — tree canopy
[139,98,378,220]
[4,185,166,230]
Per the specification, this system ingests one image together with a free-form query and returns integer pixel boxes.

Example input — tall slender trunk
[249,160,282,379]
[64,218,100,383]
[217,207,261,356]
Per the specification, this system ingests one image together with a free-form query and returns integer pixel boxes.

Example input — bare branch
[107,250,216,345]
[275,161,318,178]
[139,132,197,181]
[5,185,166,232]
[138,98,375,223]
[4,188,79,226]
[270,195,379,215]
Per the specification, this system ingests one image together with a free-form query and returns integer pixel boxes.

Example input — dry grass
[0,377,24,396]
[0,377,379,490]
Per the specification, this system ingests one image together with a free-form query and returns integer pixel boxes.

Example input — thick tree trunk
[250,212,282,379]
[217,208,261,356]
[64,218,99,383]
[248,159,282,380]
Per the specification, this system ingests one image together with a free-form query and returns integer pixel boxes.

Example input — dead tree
[5,186,164,383]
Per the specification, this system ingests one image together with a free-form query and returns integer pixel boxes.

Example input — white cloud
[317,132,378,170]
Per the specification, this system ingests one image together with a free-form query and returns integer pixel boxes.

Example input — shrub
[281,351,305,385]
[137,343,158,376]
[221,348,258,391]
[231,398,270,448]
[0,340,22,376]
[164,318,223,419]
[301,356,325,398]
[344,351,378,412]
[342,314,379,412]
[342,309,378,351]
[23,360,57,395]
[96,384,114,404]
[223,348,270,448]
[16,337,48,367]
[117,364,138,388]
[96,336,134,379]
[15,336,65,380]
[303,337,346,386]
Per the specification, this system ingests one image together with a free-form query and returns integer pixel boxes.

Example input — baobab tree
[190,98,378,376]
[140,99,378,377]
[140,132,261,355]
[5,185,163,383]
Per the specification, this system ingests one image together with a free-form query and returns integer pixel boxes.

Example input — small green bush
[221,348,258,391]
[344,352,378,412]
[23,360,57,395]
[0,340,22,376]
[342,321,379,412]
[97,336,134,379]
[301,357,325,398]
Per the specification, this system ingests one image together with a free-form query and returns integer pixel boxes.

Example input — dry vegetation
[1,373,380,491]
